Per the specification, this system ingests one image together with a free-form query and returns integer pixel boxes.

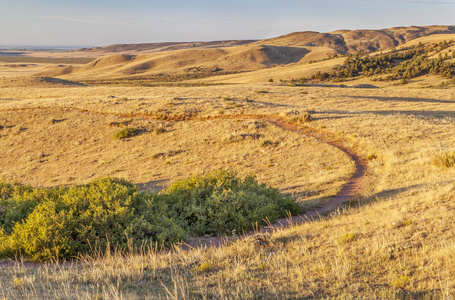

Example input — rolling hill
[75,39,256,55]
[35,25,455,85]
[39,44,313,80]
[260,25,455,53]
[76,25,455,55]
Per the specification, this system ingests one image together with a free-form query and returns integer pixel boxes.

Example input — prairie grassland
[1,60,455,298]
[0,105,352,206]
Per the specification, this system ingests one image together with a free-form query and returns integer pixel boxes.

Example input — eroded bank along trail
[0,106,368,250]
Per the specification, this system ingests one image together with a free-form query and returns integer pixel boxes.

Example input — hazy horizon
[1,0,455,47]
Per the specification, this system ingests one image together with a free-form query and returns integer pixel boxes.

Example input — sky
[1,0,454,47]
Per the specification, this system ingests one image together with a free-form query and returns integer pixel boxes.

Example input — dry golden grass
[1,35,455,297]
[2,183,455,298]
[0,106,351,206]
[0,63,55,78]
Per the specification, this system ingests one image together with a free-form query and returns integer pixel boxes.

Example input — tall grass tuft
[432,150,455,168]
[288,112,312,124]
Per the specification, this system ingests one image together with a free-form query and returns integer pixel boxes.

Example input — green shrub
[432,151,455,168]
[366,154,377,161]
[0,172,301,261]
[162,170,301,236]
[113,128,139,139]
[393,276,411,289]
[337,232,357,246]
[0,178,184,260]
[0,182,54,234]
[0,230,6,257]
[401,219,413,226]
[192,262,213,273]
[7,200,72,260]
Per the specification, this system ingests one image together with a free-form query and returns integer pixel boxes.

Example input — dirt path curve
[0,106,368,254]
[180,115,368,249]
[261,118,367,224]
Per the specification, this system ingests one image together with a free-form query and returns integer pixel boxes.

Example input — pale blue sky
[1,0,454,46]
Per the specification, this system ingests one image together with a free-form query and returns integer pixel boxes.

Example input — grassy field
[1,34,455,298]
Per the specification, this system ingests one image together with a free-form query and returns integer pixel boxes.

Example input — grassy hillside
[259,25,455,53]
[38,45,313,81]
[1,81,455,298]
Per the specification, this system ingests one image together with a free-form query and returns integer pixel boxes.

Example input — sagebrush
[0,171,301,261]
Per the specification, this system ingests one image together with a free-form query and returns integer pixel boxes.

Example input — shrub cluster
[0,178,183,261]
[0,171,301,261]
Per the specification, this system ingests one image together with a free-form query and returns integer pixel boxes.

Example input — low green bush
[337,232,357,246]
[0,171,301,261]
[0,178,184,260]
[113,127,139,139]
[393,276,411,289]
[366,154,377,161]
[162,170,301,236]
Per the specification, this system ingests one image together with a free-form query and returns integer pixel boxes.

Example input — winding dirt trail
[181,115,368,248]
[258,118,367,227]
[0,106,368,254]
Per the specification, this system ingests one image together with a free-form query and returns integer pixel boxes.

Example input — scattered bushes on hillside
[291,40,455,84]
[0,171,301,261]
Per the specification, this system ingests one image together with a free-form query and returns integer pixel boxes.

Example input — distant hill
[260,25,455,53]
[75,40,256,55]
[75,25,455,56]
